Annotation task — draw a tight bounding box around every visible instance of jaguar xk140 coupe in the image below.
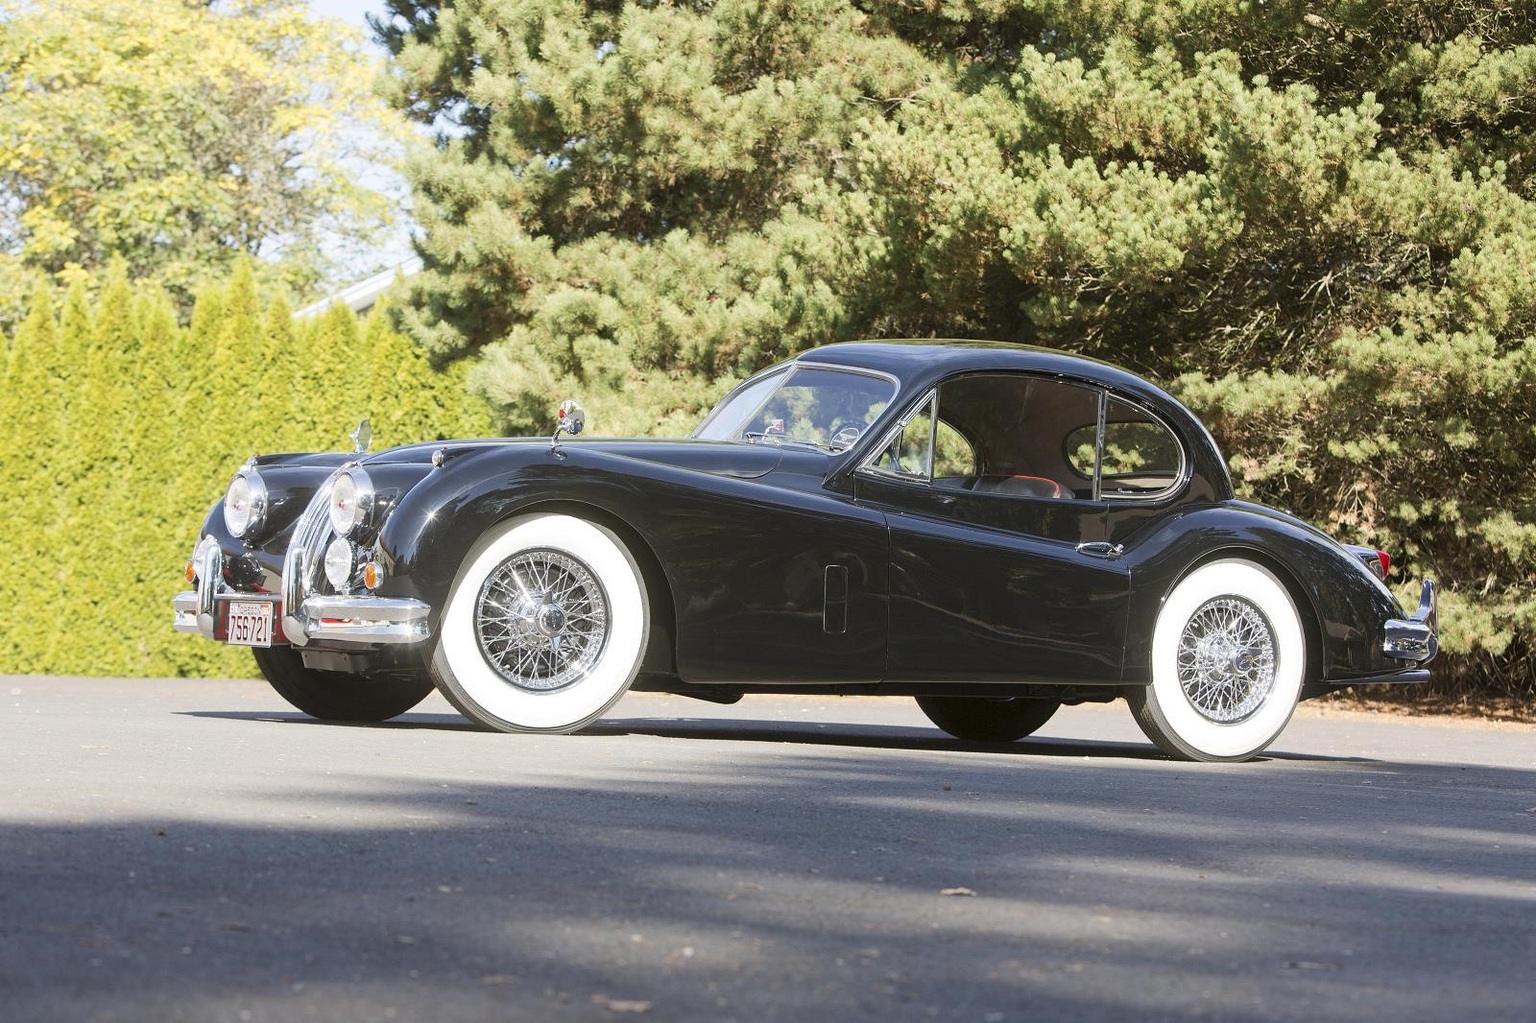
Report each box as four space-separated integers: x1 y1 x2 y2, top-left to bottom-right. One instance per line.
174 341 1437 761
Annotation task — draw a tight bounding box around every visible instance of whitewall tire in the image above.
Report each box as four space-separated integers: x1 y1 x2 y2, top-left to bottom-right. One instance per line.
1129 559 1307 762
430 514 649 733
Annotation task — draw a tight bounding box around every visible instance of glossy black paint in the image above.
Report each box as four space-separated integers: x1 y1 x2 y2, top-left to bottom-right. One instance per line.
853 473 1128 684
193 341 1427 695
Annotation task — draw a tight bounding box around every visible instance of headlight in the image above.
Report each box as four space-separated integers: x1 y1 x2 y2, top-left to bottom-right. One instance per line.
324 536 356 590
328 468 375 536
223 470 268 539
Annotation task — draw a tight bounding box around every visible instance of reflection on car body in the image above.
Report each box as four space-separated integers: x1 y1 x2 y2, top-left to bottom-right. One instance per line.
174 340 1437 762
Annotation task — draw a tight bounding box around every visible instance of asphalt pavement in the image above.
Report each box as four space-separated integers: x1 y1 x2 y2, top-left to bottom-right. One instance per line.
2 675 1533 1022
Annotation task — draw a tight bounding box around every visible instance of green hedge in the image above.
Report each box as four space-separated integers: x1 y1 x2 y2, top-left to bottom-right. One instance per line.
0 258 493 678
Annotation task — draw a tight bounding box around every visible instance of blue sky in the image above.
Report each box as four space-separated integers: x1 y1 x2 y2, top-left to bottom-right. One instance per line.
304 1 413 280
307 0 391 55
307 0 386 34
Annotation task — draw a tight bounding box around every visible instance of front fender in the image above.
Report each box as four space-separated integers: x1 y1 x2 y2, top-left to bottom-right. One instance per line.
376 444 665 620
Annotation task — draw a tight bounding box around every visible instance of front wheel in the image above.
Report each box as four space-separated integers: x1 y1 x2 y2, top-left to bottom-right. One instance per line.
1128 559 1307 762
915 695 1061 742
430 514 650 733
252 646 434 722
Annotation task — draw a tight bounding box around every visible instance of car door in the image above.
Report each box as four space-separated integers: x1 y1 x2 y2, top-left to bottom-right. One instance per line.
665 364 901 686
660 465 892 686
852 373 1132 685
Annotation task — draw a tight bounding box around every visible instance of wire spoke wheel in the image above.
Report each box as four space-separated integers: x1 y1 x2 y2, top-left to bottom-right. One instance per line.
1129 559 1306 762
476 549 609 692
1176 596 1277 723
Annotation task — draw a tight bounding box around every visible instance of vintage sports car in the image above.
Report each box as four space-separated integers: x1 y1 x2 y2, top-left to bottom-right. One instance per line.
173 341 1438 761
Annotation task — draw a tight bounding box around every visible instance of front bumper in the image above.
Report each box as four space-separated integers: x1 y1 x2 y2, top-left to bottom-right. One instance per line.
1382 579 1438 663
173 535 431 646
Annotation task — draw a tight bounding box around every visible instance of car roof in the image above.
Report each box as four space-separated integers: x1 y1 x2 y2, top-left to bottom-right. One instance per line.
795 340 1171 407
792 339 1231 500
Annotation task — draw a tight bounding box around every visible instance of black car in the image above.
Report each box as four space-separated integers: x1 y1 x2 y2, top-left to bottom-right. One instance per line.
174 340 1437 761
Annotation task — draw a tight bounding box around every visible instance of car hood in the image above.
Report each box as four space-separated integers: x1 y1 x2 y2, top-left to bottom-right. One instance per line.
357 437 798 480
579 439 794 479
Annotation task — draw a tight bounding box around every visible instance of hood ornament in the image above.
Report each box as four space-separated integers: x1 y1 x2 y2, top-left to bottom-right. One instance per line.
550 399 585 454
350 419 372 455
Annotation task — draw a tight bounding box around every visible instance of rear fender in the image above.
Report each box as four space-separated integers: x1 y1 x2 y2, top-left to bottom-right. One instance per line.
1121 505 1404 683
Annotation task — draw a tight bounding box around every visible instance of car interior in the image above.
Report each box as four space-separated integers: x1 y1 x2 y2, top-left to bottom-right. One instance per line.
872 373 1185 500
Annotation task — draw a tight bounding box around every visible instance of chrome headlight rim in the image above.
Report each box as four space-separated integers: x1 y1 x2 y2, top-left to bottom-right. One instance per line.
223 470 269 540
328 467 376 537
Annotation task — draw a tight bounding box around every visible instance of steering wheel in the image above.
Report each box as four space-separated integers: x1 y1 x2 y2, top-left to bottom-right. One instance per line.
829 424 863 450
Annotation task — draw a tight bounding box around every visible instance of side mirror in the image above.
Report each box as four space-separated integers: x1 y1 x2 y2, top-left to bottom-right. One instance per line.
550 399 585 452
350 418 372 454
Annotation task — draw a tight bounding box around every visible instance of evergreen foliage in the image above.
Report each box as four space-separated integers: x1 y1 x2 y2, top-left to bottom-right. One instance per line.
0 282 65 668
379 1 1536 701
0 262 495 678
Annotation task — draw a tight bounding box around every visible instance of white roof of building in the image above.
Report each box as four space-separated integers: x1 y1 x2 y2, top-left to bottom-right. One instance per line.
293 256 424 319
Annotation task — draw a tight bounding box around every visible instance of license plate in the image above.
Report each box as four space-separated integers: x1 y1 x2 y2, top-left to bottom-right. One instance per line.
227 600 274 648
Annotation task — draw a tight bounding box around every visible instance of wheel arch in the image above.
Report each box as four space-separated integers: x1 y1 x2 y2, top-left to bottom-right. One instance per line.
1131 545 1326 690
506 499 678 677
379 461 682 678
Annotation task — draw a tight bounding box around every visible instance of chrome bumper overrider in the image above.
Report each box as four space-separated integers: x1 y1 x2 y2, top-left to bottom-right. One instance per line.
172 500 432 647
1383 579 1438 662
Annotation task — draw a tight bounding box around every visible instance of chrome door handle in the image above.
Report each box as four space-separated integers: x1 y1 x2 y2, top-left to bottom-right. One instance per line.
1075 541 1124 560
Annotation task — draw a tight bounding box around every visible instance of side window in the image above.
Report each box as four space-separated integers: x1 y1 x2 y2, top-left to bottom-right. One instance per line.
869 394 935 480
1065 396 1184 498
933 420 975 479
934 373 1100 500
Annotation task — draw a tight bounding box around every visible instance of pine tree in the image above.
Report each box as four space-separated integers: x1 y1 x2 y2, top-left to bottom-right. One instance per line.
65 261 139 674
42 279 97 671
261 292 309 453
124 284 191 675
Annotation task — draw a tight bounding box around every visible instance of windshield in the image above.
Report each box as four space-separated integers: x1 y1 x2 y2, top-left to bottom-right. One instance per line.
693 365 896 453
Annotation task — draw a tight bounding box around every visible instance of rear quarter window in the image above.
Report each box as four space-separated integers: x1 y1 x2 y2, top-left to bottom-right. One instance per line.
1066 398 1185 498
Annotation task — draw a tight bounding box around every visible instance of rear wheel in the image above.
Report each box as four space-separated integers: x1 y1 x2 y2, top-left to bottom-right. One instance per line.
252 646 433 722
915 695 1061 742
430 514 650 733
1128 559 1306 762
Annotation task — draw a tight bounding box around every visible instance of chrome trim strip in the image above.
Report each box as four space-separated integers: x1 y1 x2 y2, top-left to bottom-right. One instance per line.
1329 669 1432 687
301 595 431 644
1383 579 1438 662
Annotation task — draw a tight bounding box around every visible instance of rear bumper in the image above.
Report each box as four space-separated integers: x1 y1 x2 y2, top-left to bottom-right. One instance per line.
1382 579 1438 663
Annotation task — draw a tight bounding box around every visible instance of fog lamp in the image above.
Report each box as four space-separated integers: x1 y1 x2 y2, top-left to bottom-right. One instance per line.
324 536 356 590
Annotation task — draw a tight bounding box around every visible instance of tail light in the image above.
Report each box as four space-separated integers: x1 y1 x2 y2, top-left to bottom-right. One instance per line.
1346 544 1391 581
